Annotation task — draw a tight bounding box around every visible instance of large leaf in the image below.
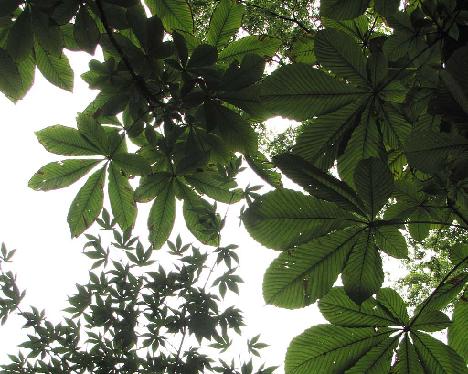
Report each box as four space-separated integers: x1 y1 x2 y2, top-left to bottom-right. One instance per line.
259 63 368 121
411 331 468 374
135 172 173 203
29 159 101 191
354 157 394 218
73 6 100 54
315 29 367 86
148 179 176 249
112 153 152 176
36 125 100 156
274 153 366 215
373 226 408 259
218 35 280 64
346 336 399 374
108 162 136 231
263 229 361 308
185 172 243 204
206 0 244 48
0 48 23 101
243 189 356 250
318 287 397 327
376 288 410 325
448 298 468 361
285 324 388 374
393 335 424 374
67 166 106 237
145 0 193 33
342 230 384 304
35 44 73 91
245 151 282 188
6 8 33 61
320 0 370 20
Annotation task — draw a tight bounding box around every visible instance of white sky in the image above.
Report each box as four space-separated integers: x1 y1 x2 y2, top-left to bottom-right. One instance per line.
0 51 322 369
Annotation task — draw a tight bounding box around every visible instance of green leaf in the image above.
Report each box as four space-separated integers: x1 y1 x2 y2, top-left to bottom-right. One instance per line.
243 189 356 250
373 226 408 259
67 166 106 237
322 15 369 40
32 9 63 56
218 35 280 64
73 6 100 54
393 335 424 374
0 48 23 101
76 113 108 155
7 8 33 61
187 44 217 68
315 29 367 86
346 336 399 374
376 288 409 325
320 0 370 20
135 172 173 203
342 231 384 304
15 54 36 100
411 331 468 374
259 63 368 121
288 35 315 64
244 151 282 188
404 131 468 174
263 229 361 308
221 53 265 91
274 153 366 215
185 172 242 204
206 0 244 48
448 298 468 361
29 159 101 191
375 0 399 16
108 162 136 231
148 178 176 249
35 44 74 91
36 125 100 156
285 324 387 374
145 0 194 33
354 158 394 218
112 153 152 176
411 310 451 332
319 287 396 327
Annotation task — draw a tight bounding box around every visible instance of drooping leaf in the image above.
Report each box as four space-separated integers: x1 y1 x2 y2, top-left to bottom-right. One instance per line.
67 166 106 237
108 162 136 231
285 324 388 374
206 0 244 48
35 44 74 91
7 8 33 61
148 178 176 249
263 229 361 308
73 6 100 54
315 28 367 86
36 125 100 156
0 48 23 101
29 159 101 191
32 9 63 56
243 189 356 250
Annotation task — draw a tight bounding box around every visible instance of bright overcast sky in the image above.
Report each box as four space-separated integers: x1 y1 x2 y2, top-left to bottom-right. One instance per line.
0 51 324 368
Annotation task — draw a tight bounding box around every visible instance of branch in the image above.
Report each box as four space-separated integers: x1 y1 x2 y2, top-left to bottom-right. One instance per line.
94 0 159 107
238 0 313 34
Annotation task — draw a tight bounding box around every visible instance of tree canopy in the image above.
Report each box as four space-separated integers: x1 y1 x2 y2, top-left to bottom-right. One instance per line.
0 0 467 373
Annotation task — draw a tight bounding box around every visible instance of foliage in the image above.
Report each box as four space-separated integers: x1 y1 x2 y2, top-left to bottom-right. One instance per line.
0 0 467 373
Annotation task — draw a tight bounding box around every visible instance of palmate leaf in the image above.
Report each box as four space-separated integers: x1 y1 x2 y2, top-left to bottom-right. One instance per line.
263 229 362 309
411 310 451 332
144 0 194 33
135 172 173 203
273 153 366 215
245 151 282 189
29 159 102 191
320 0 370 20
285 325 389 374
206 0 244 48
148 178 176 249
243 189 357 251
393 335 424 374
67 166 106 238
108 162 136 231
112 153 152 176
372 226 408 259
258 63 369 121
36 125 101 156
35 43 74 92
185 172 243 204
346 336 399 374
376 288 410 325
314 28 367 86
448 298 468 361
